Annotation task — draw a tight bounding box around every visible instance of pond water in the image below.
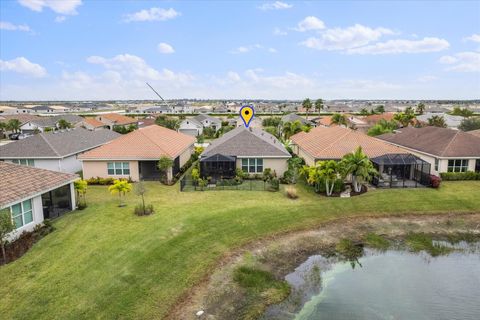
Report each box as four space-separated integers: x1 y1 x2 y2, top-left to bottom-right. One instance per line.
263 243 480 320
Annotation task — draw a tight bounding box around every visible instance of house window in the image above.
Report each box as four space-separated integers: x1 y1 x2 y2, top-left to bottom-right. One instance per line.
241 158 264 173
7 199 34 229
447 159 469 172
12 159 35 166
107 162 130 175
434 158 439 171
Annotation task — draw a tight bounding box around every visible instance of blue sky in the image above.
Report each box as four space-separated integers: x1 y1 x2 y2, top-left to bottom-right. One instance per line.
1 0 479 100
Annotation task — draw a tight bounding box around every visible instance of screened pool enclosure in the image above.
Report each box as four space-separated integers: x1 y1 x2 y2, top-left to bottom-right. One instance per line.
199 154 236 180
371 154 431 188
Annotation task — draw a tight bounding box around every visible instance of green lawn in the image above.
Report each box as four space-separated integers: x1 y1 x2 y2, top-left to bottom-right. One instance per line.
1 181 479 319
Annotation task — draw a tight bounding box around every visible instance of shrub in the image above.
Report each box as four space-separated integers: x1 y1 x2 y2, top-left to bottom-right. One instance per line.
134 204 154 216
86 177 132 185
430 175 442 188
269 177 280 191
285 186 298 199
440 171 480 181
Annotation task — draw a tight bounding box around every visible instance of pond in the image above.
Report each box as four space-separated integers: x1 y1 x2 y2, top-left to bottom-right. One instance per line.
263 243 480 320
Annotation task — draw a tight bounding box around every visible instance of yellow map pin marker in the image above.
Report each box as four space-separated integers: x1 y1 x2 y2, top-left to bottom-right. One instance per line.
240 105 255 128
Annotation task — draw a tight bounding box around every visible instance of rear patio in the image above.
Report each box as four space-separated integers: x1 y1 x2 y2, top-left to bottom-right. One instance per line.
371 154 431 188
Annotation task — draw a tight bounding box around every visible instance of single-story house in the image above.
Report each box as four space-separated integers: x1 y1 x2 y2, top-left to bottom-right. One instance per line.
20 115 84 133
281 113 316 127
291 126 431 188
416 113 465 129
0 162 77 238
200 126 291 179
79 125 195 181
377 126 480 175
0 128 120 173
95 113 138 130
80 117 108 131
178 114 222 136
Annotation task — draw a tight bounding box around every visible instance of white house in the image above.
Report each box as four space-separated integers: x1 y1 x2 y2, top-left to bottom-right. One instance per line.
0 128 120 173
178 115 222 136
0 162 78 239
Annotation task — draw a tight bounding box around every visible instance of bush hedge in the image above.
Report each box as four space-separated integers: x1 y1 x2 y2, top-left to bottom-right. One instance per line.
440 171 480 181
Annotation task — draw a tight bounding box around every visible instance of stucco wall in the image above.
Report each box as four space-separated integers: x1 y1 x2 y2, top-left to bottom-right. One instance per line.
179 146 194 167
82 160 140 181
294 146 316 166
235 157 289 176
4 156 82 174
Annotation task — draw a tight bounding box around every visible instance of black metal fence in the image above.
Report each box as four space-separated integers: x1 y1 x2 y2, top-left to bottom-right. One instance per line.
180 177 278 192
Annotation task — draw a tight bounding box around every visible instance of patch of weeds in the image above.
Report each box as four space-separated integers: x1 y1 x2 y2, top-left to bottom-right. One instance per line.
406 233 453 257
234 266 291 320
364 233 390 251
336 239 364 260
445 232 480 244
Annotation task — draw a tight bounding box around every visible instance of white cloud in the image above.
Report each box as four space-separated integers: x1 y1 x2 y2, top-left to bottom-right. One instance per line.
230 44 276 54
0 21 31 32
258 1 293 10
0 57 47 77
55 16 67 23
416 75 437 82
124 7 180 22
439 51 480 72
227 71 241 82
18 0 82 15
273 27 287 36
157 42 175 54
294 16 325 32
86 53 193 83
347 37 449 54
301 24 394 51
464 34 480 43
268 48 277 53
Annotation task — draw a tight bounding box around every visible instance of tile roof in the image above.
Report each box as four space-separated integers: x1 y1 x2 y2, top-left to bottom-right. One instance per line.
291 126 408 160
377 126 480 157
363 112 396 125
0 162 78 207
82 117 106 128
316 116 334 127
201 126 291 158
0 128 120 158
97 113 137 125
79 125 195 160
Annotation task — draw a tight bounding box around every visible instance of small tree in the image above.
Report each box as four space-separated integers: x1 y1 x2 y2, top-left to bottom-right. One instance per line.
108 179 133 207
0 209 15 264
375 105 385 114
0 122 7 138
416 103 426 115
6 119 21 133
134 181 147 215
428 115 447 128
157 156 174 184
74 179 88 208
459 117 480 131
331 113 347 126
57 119 72 129
341 146 378 193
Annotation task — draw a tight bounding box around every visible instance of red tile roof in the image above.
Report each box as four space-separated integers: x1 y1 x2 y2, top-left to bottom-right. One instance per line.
83 117 105 128
0 162 78 207
79 125 195 160
291 126 408 160
97 113 137 126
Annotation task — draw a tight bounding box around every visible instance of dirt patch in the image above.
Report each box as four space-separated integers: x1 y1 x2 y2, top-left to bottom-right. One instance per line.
167 213 480 320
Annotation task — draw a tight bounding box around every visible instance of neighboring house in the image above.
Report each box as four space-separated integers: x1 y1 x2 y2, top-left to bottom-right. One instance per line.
0 114 41 134
199 126 291 179
377 126 480 176
416 113 464 129
348 112 397 132
95 113 138 130
20 115 84 133
314 116 334 127
31 105 55 113
0 128 120 173
178 114 222 136
281 113 316 127
291 126 431 188
0 162 77 238
79 125 195 181
143 106 173 114
81 117 108 131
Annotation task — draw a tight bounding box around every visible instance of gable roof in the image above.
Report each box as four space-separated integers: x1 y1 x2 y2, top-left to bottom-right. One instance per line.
97 113 137 125
82 117 106 128
201 126 290 158
25 115 85 128
0 128 120 159
281 113 311 125
0 114 42 125
363 112 396 125
377 126 480 157
0 162 78 208
79 125 195 160
291 126 408 160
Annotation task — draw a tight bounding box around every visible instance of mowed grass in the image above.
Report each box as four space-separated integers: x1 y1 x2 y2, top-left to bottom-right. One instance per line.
1 181 479 319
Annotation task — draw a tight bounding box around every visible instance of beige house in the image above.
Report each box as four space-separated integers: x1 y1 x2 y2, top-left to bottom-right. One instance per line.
377 126 480 176
79 125 195 181
199 126 291 179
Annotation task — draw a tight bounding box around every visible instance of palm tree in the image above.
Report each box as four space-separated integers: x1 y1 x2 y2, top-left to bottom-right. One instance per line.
0 122 7 138
314 99 324 116
282 120 303 140
428 115 447 128
416 103 426 115
305 160 341 196
302 98 312 120
57 119 72 129
7 119 21 133
340 147 377 193
108 179 133 207
331 113 347 126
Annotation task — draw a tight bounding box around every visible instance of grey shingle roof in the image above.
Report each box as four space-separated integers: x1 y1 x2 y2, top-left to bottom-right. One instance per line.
0 128 120 158
27 115 85 127
201 126 291 158
194 114 221 124
281 113 312 125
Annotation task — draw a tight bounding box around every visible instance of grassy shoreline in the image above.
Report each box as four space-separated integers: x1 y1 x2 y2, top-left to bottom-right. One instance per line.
0 181 479 319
